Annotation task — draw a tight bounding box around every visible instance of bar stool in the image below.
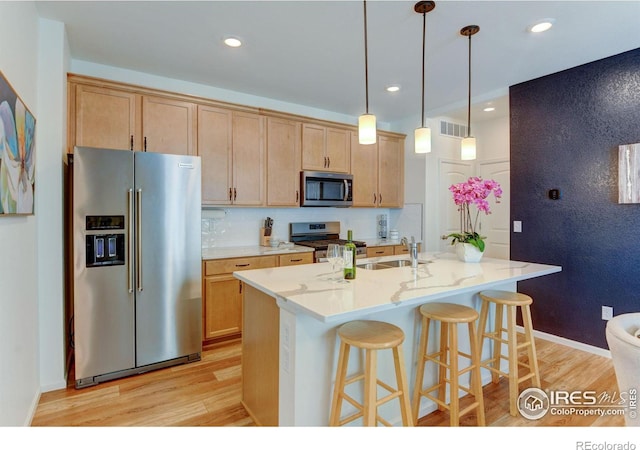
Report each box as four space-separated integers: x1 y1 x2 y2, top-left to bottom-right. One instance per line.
329 320 413 426
412 302 485 426
478 290 541 417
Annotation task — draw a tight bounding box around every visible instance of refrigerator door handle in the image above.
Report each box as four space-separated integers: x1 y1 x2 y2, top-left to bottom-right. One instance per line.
127 189 135 293
136 188 143 292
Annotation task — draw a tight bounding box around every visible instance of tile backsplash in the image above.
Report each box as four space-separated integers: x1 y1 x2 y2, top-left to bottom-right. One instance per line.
201 207 402 248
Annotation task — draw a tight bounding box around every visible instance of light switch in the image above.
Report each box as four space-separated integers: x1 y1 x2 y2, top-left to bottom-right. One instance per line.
513 221 522 233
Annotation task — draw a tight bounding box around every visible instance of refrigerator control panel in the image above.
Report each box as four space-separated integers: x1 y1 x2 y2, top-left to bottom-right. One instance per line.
86 233 125 267
86 215 125 230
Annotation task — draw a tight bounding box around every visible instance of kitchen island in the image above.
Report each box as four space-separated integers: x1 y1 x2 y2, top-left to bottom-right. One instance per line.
234 252 561 426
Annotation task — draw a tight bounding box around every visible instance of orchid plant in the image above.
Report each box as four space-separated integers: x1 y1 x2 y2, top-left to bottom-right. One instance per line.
445 177 502 252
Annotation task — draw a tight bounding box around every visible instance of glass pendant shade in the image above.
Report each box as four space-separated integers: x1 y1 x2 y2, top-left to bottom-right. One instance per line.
414 126 431 153
359 114 377 145
461 136 477 160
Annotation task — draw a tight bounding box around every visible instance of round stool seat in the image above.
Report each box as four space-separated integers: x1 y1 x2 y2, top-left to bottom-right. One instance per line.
337 320 405 350
479 290 533 306
419 302 479 323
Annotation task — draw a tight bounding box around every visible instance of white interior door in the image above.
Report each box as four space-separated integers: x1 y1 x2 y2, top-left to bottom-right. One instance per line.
478 159 510 259
438 159 473 253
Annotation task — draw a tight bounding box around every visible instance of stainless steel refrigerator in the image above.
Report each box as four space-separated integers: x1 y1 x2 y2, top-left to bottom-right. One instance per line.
72 146 202 388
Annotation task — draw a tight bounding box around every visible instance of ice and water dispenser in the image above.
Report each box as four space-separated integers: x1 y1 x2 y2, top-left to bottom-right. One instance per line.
85 215 126 267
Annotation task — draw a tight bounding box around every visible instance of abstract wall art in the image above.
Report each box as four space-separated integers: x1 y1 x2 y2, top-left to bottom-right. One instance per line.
618 142 640 204
0 70 36 216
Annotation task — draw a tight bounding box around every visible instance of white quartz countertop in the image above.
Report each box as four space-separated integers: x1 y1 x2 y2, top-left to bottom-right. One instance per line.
361 238 405 247
202 244 314 260
233 252 562 323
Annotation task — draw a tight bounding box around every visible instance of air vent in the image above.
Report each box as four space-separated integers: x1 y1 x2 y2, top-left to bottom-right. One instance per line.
440 120 467 139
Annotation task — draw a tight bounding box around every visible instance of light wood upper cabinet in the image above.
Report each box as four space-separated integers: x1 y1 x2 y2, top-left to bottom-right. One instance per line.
74 84 141 151
198 107 265 206
266 116 301 206
350 136 379 207
141 95 196 155
72 81 195 155
68 74 406 209
377 135 404 208
232 112 266 206
197 105 233 205
302 123 350 173
350 132 404 208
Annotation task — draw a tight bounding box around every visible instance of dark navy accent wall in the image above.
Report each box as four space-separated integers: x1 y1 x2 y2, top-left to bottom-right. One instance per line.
510 48 640 349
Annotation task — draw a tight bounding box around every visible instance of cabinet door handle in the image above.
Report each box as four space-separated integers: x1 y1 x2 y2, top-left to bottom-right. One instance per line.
290 258 302 262
233 188 237 201
130 135 134 151
235 263 251 267
378 193 382 205
373 193 377 204
327 156 330 167
296 190 299 203
144 136 147 152
324 157 328 168
229 188 233 201
239 281 243 294
375 250 385 254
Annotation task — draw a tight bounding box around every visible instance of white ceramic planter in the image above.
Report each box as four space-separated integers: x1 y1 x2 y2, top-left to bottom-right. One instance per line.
456 242 484 263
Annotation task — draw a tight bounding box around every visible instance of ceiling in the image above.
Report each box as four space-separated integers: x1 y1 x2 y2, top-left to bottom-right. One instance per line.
35 1 640 125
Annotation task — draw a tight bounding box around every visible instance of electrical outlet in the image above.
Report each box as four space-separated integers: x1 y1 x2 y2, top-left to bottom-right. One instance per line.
513 221 522 233
602 306 613 321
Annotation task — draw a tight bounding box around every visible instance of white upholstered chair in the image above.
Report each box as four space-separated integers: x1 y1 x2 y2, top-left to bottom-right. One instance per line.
605 313 640 427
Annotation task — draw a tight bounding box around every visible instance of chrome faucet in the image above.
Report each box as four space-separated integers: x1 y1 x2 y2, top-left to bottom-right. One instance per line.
402 236 419 268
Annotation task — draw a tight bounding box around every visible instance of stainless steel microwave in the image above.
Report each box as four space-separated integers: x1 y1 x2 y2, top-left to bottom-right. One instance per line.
300 171 353 207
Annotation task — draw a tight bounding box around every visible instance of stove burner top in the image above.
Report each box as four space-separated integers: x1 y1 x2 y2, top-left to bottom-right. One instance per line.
289 221 367 260
296 238 366 250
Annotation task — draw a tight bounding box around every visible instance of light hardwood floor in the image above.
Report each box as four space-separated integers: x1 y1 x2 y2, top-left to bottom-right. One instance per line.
31 337 624 427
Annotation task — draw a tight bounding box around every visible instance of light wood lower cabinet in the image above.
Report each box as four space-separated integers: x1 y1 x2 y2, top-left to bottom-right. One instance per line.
366 243 422 258
393 243 420 255
278 252 313 266
366 246 394 257
202 252 312 341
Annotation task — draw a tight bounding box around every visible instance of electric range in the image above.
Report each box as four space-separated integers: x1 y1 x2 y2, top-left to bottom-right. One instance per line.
289 221 367 262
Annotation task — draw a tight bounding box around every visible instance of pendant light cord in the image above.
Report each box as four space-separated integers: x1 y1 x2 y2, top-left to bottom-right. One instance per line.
364 0 370 115
467 32 472 136
421 11 426 128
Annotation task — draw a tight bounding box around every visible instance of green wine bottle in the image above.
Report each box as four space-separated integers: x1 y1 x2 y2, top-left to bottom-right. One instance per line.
343 230 357 280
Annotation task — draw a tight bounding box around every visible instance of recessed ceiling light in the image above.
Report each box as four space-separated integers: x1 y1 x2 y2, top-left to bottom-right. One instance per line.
530 19 554 33
386 85 401 93
483 107 495 112
224 37 242 48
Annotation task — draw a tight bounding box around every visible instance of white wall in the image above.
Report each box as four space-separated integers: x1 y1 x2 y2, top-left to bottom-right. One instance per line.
0 1 41 426
37 18 70 392
392 113 511 251
476 114 510 162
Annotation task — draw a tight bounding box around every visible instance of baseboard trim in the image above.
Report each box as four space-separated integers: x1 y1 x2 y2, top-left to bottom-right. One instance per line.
516 326 611 359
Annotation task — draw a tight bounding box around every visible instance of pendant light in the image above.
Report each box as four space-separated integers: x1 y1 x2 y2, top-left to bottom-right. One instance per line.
358 0 376 145
460 25 479 161
414 1 435 154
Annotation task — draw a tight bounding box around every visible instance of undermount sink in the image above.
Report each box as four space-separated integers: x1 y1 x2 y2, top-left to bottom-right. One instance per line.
357 259 429 270
356 262 391 271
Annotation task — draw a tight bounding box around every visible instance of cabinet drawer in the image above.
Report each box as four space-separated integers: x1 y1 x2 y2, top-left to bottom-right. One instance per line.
204 255 278 276
278 253 314 266
366 246 394 257
393 244 421 255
